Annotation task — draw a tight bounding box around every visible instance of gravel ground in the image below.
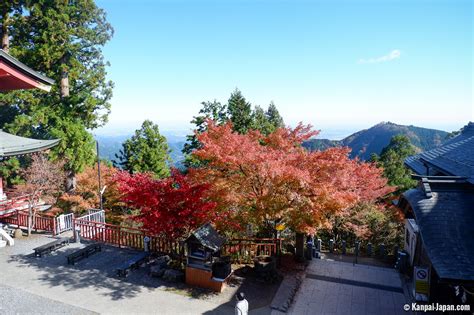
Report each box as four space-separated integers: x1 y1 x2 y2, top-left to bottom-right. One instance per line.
0 283 96 315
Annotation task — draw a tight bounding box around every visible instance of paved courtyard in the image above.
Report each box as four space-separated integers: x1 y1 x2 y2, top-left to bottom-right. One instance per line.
0 233 275 315
287 258 409 315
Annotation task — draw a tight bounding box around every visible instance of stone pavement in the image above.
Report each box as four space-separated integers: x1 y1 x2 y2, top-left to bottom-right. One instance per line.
0 283 96 315
287 259 408 315
0 233 279 315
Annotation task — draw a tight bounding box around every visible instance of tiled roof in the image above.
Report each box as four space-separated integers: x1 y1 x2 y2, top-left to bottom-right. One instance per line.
187 223 225 252
0 49 54 85
403 188 474 282
405 122 474 184
0 130 59 157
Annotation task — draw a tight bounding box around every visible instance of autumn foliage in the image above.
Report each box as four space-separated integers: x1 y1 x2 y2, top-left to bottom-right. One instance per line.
115 169 218 237
59 162 124 217
189 121 394 234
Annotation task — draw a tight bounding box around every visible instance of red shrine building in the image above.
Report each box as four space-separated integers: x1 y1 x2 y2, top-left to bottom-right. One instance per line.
0 49 59 215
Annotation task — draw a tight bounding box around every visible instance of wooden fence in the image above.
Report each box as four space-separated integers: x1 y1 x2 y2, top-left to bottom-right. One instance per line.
74 219 279 260
1 210 56 234
222 238 281 258
73 219 184 258
0 195 30 216
1 209 281 261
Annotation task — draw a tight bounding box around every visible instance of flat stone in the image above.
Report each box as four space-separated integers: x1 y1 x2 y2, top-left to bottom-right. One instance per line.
162 269 184 282
154 255 170 268
150 265 166 277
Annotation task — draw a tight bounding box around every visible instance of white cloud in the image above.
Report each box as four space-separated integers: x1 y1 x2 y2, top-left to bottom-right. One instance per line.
358 49 401 64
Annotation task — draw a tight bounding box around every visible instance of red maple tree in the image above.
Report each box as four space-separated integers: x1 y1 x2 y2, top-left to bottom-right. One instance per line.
115 168 217 237
189 121 394 235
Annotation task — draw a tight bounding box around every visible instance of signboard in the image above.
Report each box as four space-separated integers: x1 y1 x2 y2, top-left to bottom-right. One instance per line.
414 266 430 302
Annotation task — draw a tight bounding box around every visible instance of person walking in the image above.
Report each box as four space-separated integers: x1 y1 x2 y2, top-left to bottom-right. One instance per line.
235 292 248 315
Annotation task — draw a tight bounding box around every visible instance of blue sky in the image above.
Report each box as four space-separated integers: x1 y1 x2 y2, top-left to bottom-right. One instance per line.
95 0 472 138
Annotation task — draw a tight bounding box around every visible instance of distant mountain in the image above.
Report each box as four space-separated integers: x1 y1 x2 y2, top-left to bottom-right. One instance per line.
302 122 449 160
95 135 186 167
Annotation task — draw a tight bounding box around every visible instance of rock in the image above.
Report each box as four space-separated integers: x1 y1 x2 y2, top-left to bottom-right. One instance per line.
13 229 23 239
154 255 170 268
150 265 166 278
162 269 184 282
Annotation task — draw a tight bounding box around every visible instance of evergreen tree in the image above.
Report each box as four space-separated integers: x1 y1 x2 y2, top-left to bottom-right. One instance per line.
251 105 274 135
227 88 253 134
266 101 284 129
182 100 227 155
251 102 285 135
0 0 114 191
114 120 171 178
373 135 416 191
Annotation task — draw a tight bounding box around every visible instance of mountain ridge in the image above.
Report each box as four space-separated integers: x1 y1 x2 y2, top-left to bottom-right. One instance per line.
302 122 448 160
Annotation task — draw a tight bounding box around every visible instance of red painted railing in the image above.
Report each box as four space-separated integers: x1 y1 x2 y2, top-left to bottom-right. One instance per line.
74 219 279 260
0 195 30 216
74 219 184 257
222 238 282 257
1 210 56 234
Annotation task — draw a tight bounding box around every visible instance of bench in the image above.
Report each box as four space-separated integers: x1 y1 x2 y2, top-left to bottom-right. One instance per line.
66 243 102 265
33 238 70 257
116 252 150 277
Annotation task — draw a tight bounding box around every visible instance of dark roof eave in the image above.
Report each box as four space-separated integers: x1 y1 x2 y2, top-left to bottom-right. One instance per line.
0 49 54 85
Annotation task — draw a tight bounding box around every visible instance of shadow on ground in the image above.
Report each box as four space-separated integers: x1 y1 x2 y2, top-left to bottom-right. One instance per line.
203 265 280 315
8 239 212 301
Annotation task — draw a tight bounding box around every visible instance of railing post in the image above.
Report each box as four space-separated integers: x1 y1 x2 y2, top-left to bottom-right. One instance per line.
52 217 57 236
118 226 121 248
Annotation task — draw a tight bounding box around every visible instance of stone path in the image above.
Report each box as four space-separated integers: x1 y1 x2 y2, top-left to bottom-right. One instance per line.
0 283 96 315
287 259 408 315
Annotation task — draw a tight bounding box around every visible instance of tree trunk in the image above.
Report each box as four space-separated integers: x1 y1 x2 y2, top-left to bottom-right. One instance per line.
60 55 70 98
1 10 9 53
27 203 33 236
65 169 76 192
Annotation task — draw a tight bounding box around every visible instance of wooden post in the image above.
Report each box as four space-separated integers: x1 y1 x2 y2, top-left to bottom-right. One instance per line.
52 217 57 236
118 226 121 248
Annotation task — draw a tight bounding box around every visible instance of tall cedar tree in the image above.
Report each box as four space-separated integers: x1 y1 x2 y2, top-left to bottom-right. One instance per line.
372 135 417 192
183 100 228 155
189 121 393 235
183 90 284 164
114 120 171 178
0 0 114 191
0 0 23 53
227 88 253 134
266 101 284 129
116 169 218 238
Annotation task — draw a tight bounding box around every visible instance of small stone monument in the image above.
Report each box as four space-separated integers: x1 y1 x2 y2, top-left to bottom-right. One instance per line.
144 236 150 252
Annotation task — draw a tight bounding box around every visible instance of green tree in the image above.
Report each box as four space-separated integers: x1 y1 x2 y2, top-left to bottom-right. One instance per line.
227 88 253 134
114 120 171 178
0 0 23 53
251 105 272 135
373 135 416 191
266 101 284 129
0 157 23 186
183 100 228 155
0 0 114 191
251 102 285 135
